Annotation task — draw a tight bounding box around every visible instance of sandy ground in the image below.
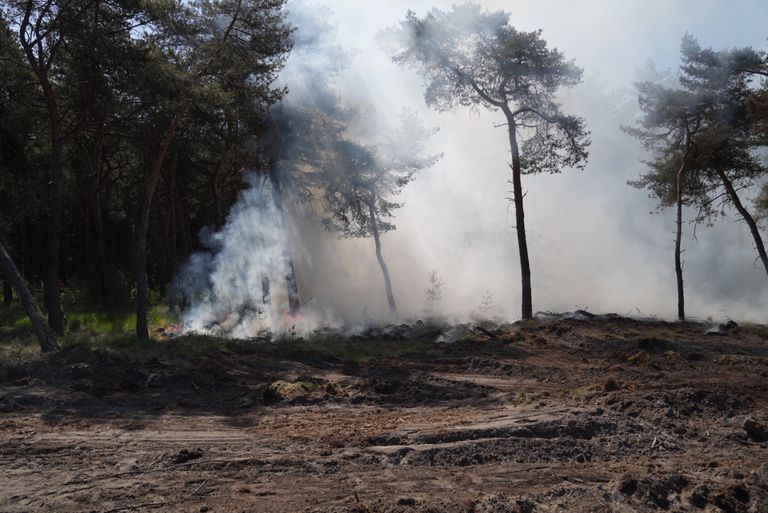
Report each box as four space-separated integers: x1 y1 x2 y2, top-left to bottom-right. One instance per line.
1 316 767 512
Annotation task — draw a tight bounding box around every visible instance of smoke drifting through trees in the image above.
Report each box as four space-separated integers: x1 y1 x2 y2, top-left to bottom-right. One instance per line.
2 0 768 342
175 1 443 332
173 1 768 333
305 1 768 324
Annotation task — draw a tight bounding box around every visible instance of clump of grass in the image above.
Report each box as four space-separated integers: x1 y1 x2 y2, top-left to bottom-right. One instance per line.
571 375 622 399
0 305 34 340
627 351 650 365
602 376 620 392
0 336 41 368
255 378 326 404
66 305 179 336
1 304 39 367
515 318 541 330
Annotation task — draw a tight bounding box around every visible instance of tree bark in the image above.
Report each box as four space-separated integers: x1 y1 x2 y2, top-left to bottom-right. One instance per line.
18 17 74 336
136 112 181 340
165 147 179 286
89 126 110 311
285 258 301 315
261 274 271 305
674 154 687 322
502 108 533 320
44 139 65 335
717 168 768 277
367 194 397 316
3 279 12 306
0 241 59 352
92 187 109 311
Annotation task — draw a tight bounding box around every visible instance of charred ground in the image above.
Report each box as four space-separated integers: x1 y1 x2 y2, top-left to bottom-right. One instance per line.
1 316 767 513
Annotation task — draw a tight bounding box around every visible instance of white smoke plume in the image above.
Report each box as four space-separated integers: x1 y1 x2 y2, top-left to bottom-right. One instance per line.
175 174 338 337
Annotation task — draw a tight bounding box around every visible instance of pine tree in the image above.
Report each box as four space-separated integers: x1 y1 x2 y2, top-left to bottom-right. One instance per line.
386 3 589 319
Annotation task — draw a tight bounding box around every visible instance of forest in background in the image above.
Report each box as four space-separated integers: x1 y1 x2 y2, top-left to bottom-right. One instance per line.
0 1 767 354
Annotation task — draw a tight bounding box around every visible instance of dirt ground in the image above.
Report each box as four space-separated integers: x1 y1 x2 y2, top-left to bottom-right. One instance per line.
1 315 767 513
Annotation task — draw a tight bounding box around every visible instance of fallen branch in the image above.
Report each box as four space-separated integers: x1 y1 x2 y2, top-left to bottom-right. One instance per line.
101 501 167 513
474 326 499 340
194 477 209 495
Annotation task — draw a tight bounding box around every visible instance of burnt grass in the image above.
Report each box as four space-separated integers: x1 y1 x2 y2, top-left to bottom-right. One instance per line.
0 317 767 512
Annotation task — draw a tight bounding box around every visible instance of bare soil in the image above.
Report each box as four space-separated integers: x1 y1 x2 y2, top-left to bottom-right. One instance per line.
1 316 767 512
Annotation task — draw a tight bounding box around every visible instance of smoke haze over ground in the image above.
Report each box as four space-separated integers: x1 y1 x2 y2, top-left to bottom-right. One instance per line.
180 1 768 334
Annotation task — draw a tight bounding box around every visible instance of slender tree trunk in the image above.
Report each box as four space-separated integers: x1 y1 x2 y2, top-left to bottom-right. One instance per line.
0 241 59 352
166 147 179 285
213 161 224 226
175 176 190 259
285 258 301 314
44 139 65 335
502 109 533 319
674 157 686 322
717 168 768 277
136 113 181 340
3 279 12 306
261 275 271 305
19 23 70 336
367 194 397 316
89 126 110 311
92 192 109 311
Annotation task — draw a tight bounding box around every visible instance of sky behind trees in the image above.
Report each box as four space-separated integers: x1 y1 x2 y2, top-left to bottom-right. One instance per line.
279 1 768 322
330 0 768 86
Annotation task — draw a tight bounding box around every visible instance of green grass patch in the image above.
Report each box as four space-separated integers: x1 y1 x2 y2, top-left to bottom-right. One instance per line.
0 335 41 367
66 305 179 335
1 298 180 365
0 304 35 346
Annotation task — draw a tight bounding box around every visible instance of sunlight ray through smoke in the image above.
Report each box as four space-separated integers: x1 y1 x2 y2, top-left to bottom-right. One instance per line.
176 174 336 337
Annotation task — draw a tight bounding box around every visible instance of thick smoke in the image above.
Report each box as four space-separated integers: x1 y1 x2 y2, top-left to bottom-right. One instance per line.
311 1 768 323
177 1 768 336
175 174 336 336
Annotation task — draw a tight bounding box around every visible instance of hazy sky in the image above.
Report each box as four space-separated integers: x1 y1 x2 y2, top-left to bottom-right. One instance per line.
329 0 768 86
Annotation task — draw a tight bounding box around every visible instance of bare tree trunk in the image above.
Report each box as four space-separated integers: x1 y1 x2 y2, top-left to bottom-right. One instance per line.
367 194 397 316
89 127 110 312
3 279 12 306
44 139 65 335
717 168 768 277
262 274 271 305
19 11 70 337
674 156 686 322
213 160 224 226
0 241 59 352
92 192 109 310
136 113 181 340
285 258 301 314
502 109 533 320
165 147 179 285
